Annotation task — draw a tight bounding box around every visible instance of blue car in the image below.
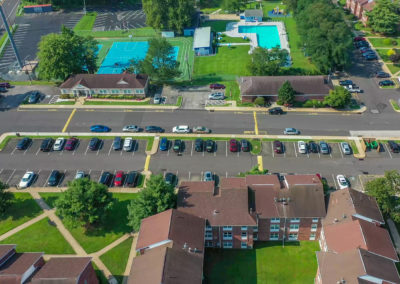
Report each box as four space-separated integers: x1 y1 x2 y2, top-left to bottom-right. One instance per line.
90 125 111 132
159 137 168 151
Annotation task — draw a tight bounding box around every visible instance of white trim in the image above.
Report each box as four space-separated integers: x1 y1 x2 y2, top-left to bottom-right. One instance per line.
353 214 384 225
136 239 172 251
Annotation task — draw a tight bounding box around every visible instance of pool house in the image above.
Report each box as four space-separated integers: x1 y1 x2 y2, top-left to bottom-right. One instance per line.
193 26 213 56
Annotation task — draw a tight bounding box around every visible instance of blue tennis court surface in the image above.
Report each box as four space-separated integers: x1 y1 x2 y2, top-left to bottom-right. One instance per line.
97 42 179 74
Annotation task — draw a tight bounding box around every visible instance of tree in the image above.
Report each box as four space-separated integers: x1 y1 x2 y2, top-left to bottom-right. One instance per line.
247 47 288 76
323 86 351 108
126 37 181 82
37 26 98 80
222 0 246 12
55 179 113 229
254 97 265 106
127 175 176 231
367 0 400 35
0 181 12 216
278 81 295 105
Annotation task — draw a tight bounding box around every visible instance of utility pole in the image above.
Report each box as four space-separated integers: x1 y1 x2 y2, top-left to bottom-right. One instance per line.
83 0 87 15
0 5 22 69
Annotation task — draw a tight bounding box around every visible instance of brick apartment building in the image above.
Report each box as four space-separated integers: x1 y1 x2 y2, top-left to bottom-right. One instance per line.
346 0 375 25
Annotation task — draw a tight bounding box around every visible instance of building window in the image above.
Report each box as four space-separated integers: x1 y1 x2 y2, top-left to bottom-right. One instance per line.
289 224 299 232
253 232 258 241
223 232 232 240
90 90 94 94
288 233 298 241
290 218 300 223
223 226 232 231
311 224 318 232
253 226 258 232
271 218 280 223
312 218 319 223
223 242 233 248
310 233 316 241
241 242 247 249
135 89 144 94
241 226 247 231
206 225 212 231
270 233 279 240
205 241 213 247
241 232 247 240
205 231 213 240
270 224 280 232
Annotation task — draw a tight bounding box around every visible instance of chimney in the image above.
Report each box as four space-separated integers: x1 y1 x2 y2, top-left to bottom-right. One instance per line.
213 209 219 215
183 243 188 250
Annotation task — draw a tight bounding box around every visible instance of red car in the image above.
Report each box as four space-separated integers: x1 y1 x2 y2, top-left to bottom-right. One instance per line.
229 139 238 152
64 138 78 151
273 140 283 153
353 36 366 42
210 83 226 90
114 171 124 187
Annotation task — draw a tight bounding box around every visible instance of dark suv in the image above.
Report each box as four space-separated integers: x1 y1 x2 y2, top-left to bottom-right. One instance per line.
113 137 122 150
40 138 54 152
388 141 400 153
99 171 112 185
195 139 203 152
126 171 139 187
206 140 215 153
16 137 31 150
173 139 183 152
269 107 283 115
47 170 61 186
89 138 101 151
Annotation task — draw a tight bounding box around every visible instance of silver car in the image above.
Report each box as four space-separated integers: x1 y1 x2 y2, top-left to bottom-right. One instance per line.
340 142 352 155
283 128 299 135
53 137 65 151
122 125 140 132
208 92 224 100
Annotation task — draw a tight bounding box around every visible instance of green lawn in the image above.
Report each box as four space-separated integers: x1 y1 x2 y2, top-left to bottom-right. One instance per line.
390 99 400 111
74 12 96 31
39 193 61 209
250 139 262 155
375 49 391 62
84 100 150 106
369 37 400 48
0 218 75 254
201 20 237 33
75 27 158 38
100 237 133 283
387 64 400 75
0 193 42 235
204 241 319 284
219 35 250 44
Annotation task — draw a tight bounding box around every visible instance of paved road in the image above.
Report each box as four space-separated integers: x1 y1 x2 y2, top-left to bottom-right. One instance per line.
0 0 20 30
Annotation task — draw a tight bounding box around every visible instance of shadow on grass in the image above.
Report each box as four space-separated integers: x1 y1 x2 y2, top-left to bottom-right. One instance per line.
0 195 42 222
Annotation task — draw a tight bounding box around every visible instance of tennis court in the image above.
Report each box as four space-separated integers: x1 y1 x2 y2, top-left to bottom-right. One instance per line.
97 41 179 74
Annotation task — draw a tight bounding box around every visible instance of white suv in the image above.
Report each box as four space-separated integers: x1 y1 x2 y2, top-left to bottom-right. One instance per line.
53 138 65 151
123 137 133 151
298 141 307 154
172 125 190 133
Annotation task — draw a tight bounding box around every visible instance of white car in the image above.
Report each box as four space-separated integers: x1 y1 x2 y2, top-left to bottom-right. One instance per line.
122 125 140 132
283 128 300 135
123 137 133 151
298 141 307 154
75 171 85 179
172 125 190 133
53 138 65 151
19 171 35 188
208 93 224 100
340 142 352 155
336 175 349 189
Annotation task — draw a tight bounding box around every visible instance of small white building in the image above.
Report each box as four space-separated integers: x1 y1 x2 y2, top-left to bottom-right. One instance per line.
193 26 212 56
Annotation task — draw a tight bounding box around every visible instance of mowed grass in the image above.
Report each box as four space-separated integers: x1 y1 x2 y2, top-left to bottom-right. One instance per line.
201 20 237 33
387 64 400 75
100 237 133 283
0 193 42 235
74 12 97 31
368 37 400 48
0 218 75 254
39 193 61 209
204 241 319 284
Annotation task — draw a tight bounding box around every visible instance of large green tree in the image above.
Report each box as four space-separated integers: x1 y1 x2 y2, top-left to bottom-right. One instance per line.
367 0 400 35
222 0 246 12
0 181 12 216
126 37 181 82
247 47 288 76
323 86 351 108
37 26 98 80
127 175 176 231
55 178 113 229
143 0 195 34
278 81 296 105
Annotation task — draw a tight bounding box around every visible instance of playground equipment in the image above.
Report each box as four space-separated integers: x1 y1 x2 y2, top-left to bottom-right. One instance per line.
363 138 380 152
271 6 285 15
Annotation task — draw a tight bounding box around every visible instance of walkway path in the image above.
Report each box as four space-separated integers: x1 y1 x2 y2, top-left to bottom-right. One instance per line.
122 233 138 284
0 212 47 241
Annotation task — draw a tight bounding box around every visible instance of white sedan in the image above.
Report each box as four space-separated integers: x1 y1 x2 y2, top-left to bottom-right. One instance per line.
298 141 307 154
122 125 140 132
336 175 349 190
53 137 65 151
172 125 191 133
19 171 35 188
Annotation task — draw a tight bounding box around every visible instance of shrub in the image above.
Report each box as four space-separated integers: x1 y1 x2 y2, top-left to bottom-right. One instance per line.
303 99 325 108
393 40 398 46
276 100 284 105
254 97 265 106
390 53 400 63
60 94 72 99
383 38 392 45
387 49 396 56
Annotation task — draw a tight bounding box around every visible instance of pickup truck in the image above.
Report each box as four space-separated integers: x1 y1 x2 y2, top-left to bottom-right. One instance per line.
344 85 363 93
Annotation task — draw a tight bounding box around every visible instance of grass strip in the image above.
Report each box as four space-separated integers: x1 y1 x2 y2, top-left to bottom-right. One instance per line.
84 100 150 105
73 12 97 31
349 141 359 154
390 99 400 111
146 137 154 151
250 139 262 155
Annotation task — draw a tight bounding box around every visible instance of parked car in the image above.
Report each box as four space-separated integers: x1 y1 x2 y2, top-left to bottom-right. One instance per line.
229 139 238 152
195 139 204 152
340 142 352 155
19 171 35 188
388 140 400 153
47 170 61 186
165 172 176 186
99 171 112 185
204 171 213 182
90 125 111 132
0 87 7 93
353 36 366 41
366 54 378 60
173 139 183 152
0 82 11 88
362 51 376 57
53 137 65 151
122 125 140 132
240 139 250 152
376 71 391 78
339 80 353 86
208 92 225 100
172 125 190 133
210 83 226 89
159 137 169 151
153 93 162 104
113 137 122 150
344 85 363 93
75 171 85 179
269 107 283 115
126 171 139 187
65 138 78 151
319 141 330 154
145 126 164 133
40 138 54 152
355 41 368 48
27 91 40 104
298 141 307 154
193 126 211 133
273 140 283 153
123 137 133 151
114 171 124 187
205 140 215 152
379 80 395 86
308 141 319 153
16 137 31 150
89 137 101 151
336 175 349 189
283 128 299 135
360 48 373 53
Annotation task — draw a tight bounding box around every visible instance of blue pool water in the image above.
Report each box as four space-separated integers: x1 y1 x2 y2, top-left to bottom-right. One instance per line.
97 42 179 74
238 25 281 49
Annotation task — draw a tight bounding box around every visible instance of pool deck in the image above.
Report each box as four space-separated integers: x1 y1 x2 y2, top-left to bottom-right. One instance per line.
224 21 290 54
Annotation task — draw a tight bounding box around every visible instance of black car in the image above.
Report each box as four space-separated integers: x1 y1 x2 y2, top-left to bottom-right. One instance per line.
379 80 395 86
47 170 61 186
339 80 353 86
388 141 400 153
126 171 140 187
89 137 101 151
205 140 215 153
40 138 54 152
366 54 378 60
308 141 319 153
16 137 31 150
113 137 122 150
27 91 40 104
268 107 283 115
99 171 112 185
241 139 250 152
376 71 390 78
173 139 183 153
165 172 176 186
145 126 164 133
0 87 7 93
195 139 203 152
355 41 369 48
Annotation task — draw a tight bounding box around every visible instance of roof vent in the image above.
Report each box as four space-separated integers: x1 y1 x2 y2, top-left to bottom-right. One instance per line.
213 209 219 215
342 214 347 219
274 197 278 202
334 218 338 223
183 243 188 250
336 279 346 284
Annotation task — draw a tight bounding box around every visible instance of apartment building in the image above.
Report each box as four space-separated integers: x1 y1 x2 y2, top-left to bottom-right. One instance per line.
346 0 375 25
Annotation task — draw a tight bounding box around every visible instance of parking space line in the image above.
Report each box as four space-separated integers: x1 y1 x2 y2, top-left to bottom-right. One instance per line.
384 143 393 159
23 142 32 155
225 141 228 157
58 170 67 187
10 147 16 155
200 171 203 181
43 172 52 187
338 143 344 158
167 148 170 156
226 172 228 178
332 174 338 190
188 171 191 180
293 143 298 158
35 147 41 156
99 170 104 183
84 145 89 156
5 169 16 185
108 143 113 156
191 141 194 156
271 142 275 158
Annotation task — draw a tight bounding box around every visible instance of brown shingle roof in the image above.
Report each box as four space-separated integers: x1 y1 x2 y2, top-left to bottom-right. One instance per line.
350 188 384 223
0 245 15 263
239 76 332 96
362 1 375 11
0 252 43 276
60 73 148 89
360 248 400 283
31 257 91 281
136 209 205 253
128 246 203 284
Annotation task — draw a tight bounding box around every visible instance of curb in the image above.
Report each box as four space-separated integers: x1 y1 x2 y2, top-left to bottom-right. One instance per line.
205 105 367 114
18 105 180 110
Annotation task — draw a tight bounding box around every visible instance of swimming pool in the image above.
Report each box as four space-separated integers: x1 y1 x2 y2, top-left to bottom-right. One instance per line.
238 25 281 49
97 42 179 74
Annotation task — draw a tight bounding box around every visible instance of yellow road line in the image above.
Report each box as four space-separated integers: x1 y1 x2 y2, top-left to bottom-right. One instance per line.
62 109 76 133
253 111 259 135
144 155 151 171
257 156 263 172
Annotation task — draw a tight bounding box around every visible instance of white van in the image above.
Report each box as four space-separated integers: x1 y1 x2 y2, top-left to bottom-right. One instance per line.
123 137 133 151
153 93 162 104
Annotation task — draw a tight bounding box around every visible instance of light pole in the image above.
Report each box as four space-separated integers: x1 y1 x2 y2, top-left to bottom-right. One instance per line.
83 0 86 15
